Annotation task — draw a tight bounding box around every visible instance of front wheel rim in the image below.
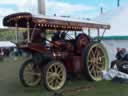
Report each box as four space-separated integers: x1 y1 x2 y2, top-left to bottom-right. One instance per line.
46 62 66 91
86 43 108 81
23 62 41 86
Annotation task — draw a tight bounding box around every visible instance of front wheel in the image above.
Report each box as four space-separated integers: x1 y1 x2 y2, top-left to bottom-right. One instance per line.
19 59 42 87
43 61 67 91
83 42 109 81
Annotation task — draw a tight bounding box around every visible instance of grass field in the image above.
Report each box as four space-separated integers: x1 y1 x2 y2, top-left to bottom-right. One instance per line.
0 57 128 96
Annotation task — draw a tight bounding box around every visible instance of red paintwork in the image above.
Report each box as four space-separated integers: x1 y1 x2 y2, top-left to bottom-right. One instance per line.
17 41 85 73
17 43 48 53
16 33 89 73
64 56 83 73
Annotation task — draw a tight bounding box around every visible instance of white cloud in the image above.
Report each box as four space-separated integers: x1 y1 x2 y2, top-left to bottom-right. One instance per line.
0 0 96 17
0 0 18 4
0 8 16 16
47 0 96 17
0 8 17 28
18 0 37 12
0 0 36 12
0 0 28 6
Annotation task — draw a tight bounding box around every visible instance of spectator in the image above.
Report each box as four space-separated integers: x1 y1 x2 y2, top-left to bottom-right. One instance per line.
120 48 128 60
52 31 61 41
23 28 44 43
115 48 122 60
111 48 128 68
0 48 4 56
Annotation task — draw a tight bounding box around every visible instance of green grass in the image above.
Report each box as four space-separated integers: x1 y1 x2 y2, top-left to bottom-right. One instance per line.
0 57 128 96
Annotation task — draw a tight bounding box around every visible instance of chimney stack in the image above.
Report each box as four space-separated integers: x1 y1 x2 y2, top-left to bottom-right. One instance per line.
38 0 46 15
117 0 120 7
100 7 103 15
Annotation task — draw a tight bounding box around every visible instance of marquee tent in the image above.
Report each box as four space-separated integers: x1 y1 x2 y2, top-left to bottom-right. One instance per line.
0 41 16 48
95 5 128 67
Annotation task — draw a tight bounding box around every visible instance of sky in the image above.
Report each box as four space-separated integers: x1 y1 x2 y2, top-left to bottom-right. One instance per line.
0 0 128 27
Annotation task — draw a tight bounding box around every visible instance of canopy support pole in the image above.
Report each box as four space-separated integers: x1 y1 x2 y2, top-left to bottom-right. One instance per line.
15 23 18 43
75 31 77 38
27 21 30 43
97 28 100 42
88 28 91 37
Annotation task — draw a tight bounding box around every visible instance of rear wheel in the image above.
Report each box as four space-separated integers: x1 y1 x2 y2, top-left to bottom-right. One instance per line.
19 59 42 87
83 42 109 81
43 61 67 91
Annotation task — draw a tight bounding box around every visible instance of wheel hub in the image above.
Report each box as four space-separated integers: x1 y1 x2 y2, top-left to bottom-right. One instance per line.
51 73 59 78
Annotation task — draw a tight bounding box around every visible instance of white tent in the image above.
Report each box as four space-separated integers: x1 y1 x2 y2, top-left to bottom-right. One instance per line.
0 41 16 48
101 38 128 67
95 5 128 36
95 5 128 67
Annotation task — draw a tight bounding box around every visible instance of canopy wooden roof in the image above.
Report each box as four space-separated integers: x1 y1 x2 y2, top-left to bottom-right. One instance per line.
3 12 110 31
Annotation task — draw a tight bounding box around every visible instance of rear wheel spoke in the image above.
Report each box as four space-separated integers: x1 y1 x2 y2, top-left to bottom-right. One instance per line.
85 43 108 81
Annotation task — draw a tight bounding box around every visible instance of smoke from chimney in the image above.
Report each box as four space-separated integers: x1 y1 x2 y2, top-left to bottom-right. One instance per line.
38 0 46 15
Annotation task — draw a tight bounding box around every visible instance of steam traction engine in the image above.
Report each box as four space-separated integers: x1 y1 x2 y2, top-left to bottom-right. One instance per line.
3 12 110 91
